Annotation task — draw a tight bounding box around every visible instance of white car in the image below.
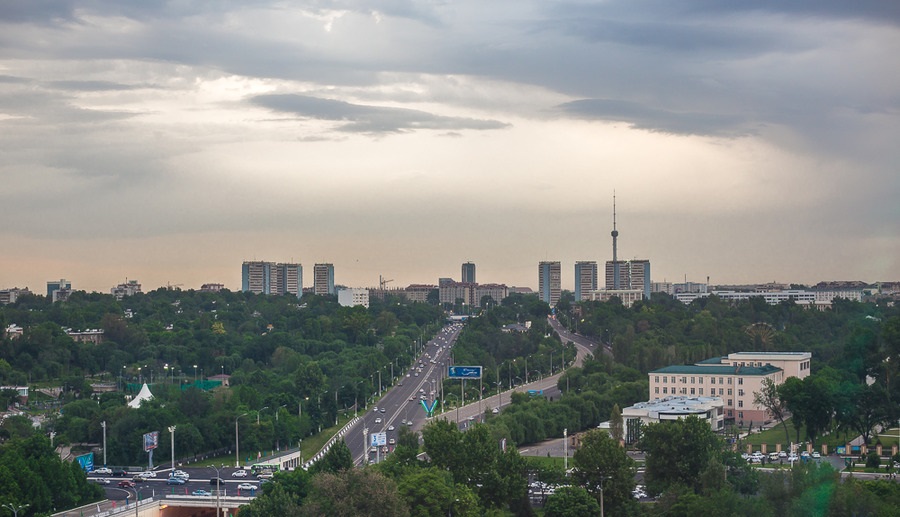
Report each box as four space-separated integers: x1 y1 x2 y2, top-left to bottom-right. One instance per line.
140 471 156 478
232 470 248 478
237 483 257 491
375 417 382 424
388 425 395 431
172 470 190 480
389 438 396 445
92 467 113 476
811 451 821 459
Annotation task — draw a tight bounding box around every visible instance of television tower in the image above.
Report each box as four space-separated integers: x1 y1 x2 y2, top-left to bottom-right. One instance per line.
611 192 621 289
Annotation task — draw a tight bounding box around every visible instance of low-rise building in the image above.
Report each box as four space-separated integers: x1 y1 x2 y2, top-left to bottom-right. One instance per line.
66 328 105 344
622 396 725 443
111 280 142 300
0 287 31 305
588 289 644 308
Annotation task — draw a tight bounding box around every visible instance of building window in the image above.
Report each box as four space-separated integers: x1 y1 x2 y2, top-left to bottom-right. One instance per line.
738 411 743 419
738 378 744 385
681 388 687 395
728 399 733 406
699 388 704 395
728 389 732 396
691 377 695 384
655 376 659 383
690 388 695 395
738 400 744 408
728 378 732 385
699 377 703 384
719 377 724 384
711 377 716 384
738 389 744 397
655 387 659 394
681 377 687 383
663 387 667 394
719 388 724 395
663 376 667 383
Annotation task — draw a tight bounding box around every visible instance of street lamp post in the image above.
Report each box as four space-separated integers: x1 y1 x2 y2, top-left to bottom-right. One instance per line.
235 413 248 467
258 406 269 426
1 503 28 517
101 421 107 466
211 465 223 517
168 425 176 472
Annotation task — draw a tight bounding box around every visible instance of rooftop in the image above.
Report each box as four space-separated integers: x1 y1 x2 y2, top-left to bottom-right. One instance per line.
625 396 724 414
651 364 782 376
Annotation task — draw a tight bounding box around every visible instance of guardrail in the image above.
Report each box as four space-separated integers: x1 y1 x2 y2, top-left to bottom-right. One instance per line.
302 416 360 470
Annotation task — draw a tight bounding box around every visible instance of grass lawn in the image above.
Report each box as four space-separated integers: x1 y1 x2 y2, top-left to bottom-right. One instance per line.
187 413 357 468
738 418 855 451
525 456 569 471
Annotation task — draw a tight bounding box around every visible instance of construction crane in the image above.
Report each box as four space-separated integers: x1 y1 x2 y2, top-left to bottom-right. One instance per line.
379 275 394 290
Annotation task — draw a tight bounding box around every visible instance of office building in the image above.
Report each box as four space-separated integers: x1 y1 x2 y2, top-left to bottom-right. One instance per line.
47 279 71 301
404 284 437 303
605 259 651 298
314 263 335 296
461 262 476 284
111 280 142 301
338 288 370 308
538 261 561 307
241 261 303 299
589 288 644 308
648 352 811 422
574 261 598 302
0 288 31 305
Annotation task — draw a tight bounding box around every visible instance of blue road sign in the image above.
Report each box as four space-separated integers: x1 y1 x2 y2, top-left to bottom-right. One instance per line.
448 366 482 379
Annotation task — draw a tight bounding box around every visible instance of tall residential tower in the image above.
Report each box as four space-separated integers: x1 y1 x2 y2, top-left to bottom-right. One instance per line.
574 261 598 302
461 262 476 284
314 263 335 295
538 261 561 307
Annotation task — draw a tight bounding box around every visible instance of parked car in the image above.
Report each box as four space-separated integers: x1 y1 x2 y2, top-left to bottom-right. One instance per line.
92 467 112 476
167 477 186 485
812 451 821 459
778 451 788 458
768 452 780 461
232 469 248 478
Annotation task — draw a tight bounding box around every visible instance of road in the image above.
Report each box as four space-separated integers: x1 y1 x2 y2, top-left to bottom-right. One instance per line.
345 323 465 465
89 466 264 502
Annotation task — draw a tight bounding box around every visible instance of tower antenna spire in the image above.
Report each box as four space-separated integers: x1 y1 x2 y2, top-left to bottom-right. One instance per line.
611 191 620 289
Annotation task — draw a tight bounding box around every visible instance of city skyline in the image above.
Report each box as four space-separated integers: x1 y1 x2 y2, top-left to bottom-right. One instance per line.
1 2 898 293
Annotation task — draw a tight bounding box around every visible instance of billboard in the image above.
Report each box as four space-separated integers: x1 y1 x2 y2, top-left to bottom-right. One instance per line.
370 432 386 447
448 366 482 379
76 452 94 472
143 431 159 452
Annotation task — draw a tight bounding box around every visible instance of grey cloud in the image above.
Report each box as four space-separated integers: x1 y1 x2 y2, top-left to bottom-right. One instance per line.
556 98 749 137
251 93 509 133
47 80 144 91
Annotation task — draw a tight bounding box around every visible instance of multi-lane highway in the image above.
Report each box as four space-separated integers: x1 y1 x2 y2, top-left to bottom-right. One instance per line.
345 322 464 465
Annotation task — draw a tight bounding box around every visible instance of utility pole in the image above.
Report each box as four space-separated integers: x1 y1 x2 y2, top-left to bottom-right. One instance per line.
101 421 107 466
168 425 176 472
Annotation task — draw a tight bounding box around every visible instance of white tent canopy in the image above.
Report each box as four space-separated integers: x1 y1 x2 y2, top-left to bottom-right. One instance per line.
127 383 154 408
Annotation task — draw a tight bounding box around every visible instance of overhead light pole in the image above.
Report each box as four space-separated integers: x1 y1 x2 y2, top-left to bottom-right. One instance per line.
1 503 28 517
101 421 107 466
168 425 176 472
235 412 248 468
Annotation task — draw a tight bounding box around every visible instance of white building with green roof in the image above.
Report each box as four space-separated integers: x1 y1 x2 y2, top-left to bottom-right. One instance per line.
648 351 810 425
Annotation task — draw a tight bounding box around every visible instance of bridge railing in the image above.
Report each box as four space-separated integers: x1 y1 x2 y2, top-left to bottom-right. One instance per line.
302 416 361 470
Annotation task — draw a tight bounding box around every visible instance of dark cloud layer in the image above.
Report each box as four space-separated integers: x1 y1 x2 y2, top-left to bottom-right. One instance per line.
252 94 508 133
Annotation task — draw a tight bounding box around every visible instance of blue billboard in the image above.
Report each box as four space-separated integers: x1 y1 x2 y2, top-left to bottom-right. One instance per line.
448 366 482 379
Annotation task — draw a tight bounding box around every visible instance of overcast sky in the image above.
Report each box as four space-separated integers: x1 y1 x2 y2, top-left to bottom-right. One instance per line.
1 1 898 293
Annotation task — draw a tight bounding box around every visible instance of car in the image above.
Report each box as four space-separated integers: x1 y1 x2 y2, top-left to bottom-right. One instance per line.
210 477 226 486
778 451 788 458
256 472 274 480
92 467 112 476
415 372 419 377
419 395 426 400
140 470 156 478
409 397 415 401
237 483 258 491
113 469 129 477
800 451 810 459
492 408 499 414
375 417 382 424
389 438 396 445
812 451 821 459
93 478 111 485
768 452 780 461
167 477 186 485
172 470 190 480
388 425 395 431
232 469 248 477
118 480 135 488
380 408 385 413
192 489 212 497
373 406 378 412
406 420 413 426
787 453 799 462
132 474 147 482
